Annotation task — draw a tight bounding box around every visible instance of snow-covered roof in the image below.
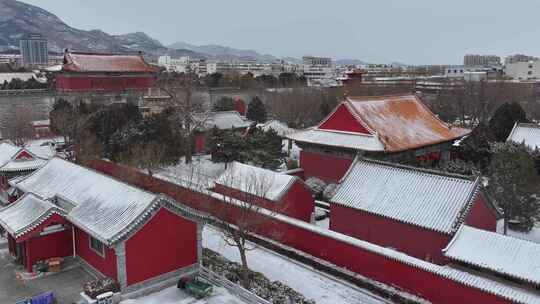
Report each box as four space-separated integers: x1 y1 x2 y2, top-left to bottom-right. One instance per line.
215 162 297 202
0 143 51 173
0 157 48 173
195 111 252 130
26 145 56 160
62 52 160 73
0 143 23 167
287 128 385 151
289 94 470 153
507 123 540 150
331 158 480 234
0 193 64 238
12 158 160 244
444 225 540 285
213 186 540 304
257 120 297 137
345 95 470 152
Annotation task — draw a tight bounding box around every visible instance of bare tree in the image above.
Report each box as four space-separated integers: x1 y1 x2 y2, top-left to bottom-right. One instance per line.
121 143 166 176
158 72 208 164
2 104 35 146
211 166 285 289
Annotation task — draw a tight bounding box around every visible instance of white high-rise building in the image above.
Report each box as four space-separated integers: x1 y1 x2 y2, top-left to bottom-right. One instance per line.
302 56 336 86
504 60 540 80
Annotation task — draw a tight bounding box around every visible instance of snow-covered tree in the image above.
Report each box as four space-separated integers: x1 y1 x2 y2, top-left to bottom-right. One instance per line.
158 72 208 164
488 102 528 142
246 96 267 123
488 142 540 233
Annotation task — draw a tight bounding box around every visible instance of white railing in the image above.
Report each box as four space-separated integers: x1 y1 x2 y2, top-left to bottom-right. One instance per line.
199 267 271 304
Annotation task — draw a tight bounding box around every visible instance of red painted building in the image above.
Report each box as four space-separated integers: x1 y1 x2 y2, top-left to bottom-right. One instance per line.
30 119 54 139
0 143 54 205
84 159 539 304
329 158 499 264
0 158 203 296
213 161 315 222
55 51 159 92
287 94 471 182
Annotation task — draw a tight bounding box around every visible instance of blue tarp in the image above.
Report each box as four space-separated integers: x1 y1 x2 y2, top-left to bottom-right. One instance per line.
30 292 54 304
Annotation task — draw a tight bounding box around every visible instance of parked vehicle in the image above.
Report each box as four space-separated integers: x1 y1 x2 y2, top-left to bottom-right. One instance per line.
177 276 213 299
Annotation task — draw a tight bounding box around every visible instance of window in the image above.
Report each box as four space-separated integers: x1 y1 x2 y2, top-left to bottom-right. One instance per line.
89 236 105 257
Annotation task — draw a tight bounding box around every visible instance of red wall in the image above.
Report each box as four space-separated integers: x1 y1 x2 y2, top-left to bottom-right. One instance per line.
319 104 370 134
300 150 354 183
464 194 498 232
15 150 34 160
235 99 246 116
75 227 117 280
84 159 515 304
329 204 451 264
195 133 206 154
56 74 155 91
213 180 315 222
125 208 198 286
25 227 73 272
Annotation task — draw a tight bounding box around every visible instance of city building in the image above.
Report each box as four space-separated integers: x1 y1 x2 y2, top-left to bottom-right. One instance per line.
463 54 501 66
302 56 336 86
157 56 207 76
0 158 203 294
287 94 470 182
19 34 48 67
0 54 22 68
504 60 540 80
329 158 498 264
206 61 233 75
213 161 315 222
505 54 539 65
444 65 502 80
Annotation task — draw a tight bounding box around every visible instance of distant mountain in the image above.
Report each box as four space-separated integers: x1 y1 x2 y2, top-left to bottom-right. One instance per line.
167 41 278 62
113 32 168 54
0 0 165 54
166 48 209 59
0 0 372 65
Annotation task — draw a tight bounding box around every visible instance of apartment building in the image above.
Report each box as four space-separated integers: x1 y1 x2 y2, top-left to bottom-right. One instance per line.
463 54 501 66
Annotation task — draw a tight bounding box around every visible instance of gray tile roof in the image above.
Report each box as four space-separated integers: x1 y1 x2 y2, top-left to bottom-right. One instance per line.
331 159 480 234
444 225 540 285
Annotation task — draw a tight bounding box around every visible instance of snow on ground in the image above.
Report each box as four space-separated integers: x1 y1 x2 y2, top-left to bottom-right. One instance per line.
156 155 226 188
203 227 391 304
497 220 540 243
315 217 330 230
120 286 247 304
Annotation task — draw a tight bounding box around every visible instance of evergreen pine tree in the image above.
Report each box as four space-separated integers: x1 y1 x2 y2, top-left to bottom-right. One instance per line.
246 96 267 123
489 143 540 233
489 102 528 142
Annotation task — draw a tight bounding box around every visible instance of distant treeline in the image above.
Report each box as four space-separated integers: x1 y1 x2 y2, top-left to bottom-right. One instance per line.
0 77 49 90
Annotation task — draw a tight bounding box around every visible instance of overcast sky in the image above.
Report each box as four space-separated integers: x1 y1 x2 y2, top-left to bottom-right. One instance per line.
19 0 540 65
